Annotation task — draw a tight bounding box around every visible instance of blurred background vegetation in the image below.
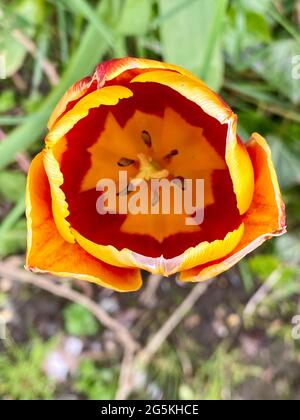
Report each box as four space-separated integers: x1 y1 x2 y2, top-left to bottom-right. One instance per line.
0 0 300 400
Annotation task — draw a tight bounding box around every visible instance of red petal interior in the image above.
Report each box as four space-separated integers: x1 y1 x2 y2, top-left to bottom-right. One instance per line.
59 83 241 259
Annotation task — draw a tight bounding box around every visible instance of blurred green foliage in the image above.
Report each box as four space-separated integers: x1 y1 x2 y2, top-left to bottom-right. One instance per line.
0 337 56 400
74 360 118 400
63 303 100 337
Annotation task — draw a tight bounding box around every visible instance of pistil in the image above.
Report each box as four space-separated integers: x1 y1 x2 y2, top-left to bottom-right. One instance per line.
134 153 169 183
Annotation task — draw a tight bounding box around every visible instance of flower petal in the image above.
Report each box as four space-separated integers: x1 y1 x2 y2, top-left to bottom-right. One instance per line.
130 70 232 124
46 85 134 147
47 57 202 130
43 86 134 244
71 227 138 269
246 133 286 231
94 223 244 276
179 133 286 282
226 115 255 215
48 76 93 130
95 57 204 87
131 70 254 215
43 146 74 244
26 153 142 292
177 224 245 272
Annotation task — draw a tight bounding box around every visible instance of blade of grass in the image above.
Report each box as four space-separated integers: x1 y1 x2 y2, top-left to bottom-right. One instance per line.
200 0 228 82
60 0 125 55
268 4 300 44
0 195 25 239
31 32 49 94
0 116 29 126
0 1 111 170
225 80 300 123
56 0 69 63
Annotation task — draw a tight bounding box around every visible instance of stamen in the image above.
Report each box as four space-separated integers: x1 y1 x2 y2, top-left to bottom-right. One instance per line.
164 149 179 160
136 153 169 181
152 190 160 207
118 185 130 196
141 130 152 148
118 157 135 167
172 176 185 190
117 179 142 196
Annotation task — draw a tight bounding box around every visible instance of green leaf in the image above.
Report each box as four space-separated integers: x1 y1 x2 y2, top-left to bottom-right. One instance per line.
246 12 272 43
0 170 26 202
240 0 272 14
0 34 27 78
158 0 227 91
252 40 300 105
118 0 152 35
63 304 99 337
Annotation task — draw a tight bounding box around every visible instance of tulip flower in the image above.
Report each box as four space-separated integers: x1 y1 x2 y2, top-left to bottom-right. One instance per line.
26 58 286 291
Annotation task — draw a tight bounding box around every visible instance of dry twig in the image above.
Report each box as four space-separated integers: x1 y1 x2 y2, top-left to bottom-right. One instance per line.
117 280 212 399
115 347 135 400
13 29 60 86
139 274 162 308
243 269 282 318
137 280 212 366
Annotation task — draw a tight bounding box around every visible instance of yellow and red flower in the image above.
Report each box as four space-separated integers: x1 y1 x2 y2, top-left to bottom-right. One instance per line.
26 57 286 291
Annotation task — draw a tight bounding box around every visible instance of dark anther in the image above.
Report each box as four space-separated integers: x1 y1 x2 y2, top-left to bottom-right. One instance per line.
117 182 136 196
118 157 135 167
141 130 152 148
164 149 179 160
151 191 160 207
172 176 185 190
117 185 130 196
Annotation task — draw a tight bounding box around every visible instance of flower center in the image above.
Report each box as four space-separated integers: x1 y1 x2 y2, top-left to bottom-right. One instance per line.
135 153 169 181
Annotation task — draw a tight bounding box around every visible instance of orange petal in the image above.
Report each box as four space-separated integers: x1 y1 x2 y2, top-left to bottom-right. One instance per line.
26 152 142 292
48 76 93 130
71 227 138 269
47 57 202 130
130 70 232 124
80 110 163 193
109 223 244 276
120 212 201 244
94 57 204 87
246 133 285 231
225 115 254 215
71 219 243 277
46 85 133 147
43 147 74 244
179 133 286 282
131 70 254 215
43 86 134 244
177 224 245 272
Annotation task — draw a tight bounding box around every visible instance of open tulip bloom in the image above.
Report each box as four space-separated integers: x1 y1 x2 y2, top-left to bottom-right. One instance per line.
26 58 286 292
